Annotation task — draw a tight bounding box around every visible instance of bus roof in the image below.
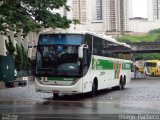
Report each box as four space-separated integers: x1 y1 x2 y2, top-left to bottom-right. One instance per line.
40 30 131 48
145 60 160 63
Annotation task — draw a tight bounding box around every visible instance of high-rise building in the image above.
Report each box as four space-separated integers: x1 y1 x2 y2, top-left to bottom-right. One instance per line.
60 0 129 33
96 0 103 20
148 0 160 20
152 0 160 20
103 0 129 33
72 0 87 23
129 0 133 18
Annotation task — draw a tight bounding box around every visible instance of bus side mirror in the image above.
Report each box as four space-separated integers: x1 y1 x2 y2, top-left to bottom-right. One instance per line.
78 46 83 58
78 44 88 59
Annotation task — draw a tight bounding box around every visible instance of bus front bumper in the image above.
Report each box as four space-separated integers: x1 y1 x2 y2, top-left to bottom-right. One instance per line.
35 79 82 94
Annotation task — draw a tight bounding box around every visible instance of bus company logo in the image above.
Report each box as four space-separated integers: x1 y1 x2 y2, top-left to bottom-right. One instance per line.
125 63 130 69
92 58 102 70
92 57 97 70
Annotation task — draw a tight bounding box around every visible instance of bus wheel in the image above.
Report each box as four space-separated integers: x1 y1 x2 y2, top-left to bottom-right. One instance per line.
112 77 125 90
122 76 126 89
145 72 147 76
119 76 124 90
152 72 154 77
53 93 59 99
89 80 98 97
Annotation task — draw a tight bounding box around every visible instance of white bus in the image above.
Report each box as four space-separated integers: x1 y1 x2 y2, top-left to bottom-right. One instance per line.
35 31 132 98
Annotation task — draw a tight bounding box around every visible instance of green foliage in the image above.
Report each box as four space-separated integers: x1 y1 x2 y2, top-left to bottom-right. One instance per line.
5 35 15 57
0 0 72 36
148 28 160 34
15 44 22 70
135 53 160 60
116 34 159 42
155 34 160 42
15 44 31 70
116 34 160 60
72 19 80 25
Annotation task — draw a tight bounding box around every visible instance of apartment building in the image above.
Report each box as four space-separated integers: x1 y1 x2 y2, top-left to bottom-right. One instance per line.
103 0 129 33
71 0 87 23
148 0 160 20
62 0 129 34
92 0 103 21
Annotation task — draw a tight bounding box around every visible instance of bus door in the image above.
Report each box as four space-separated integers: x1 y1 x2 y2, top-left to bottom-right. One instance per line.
78 44 90 92
144 62 150 76
83 48 89 75
157 62 160 76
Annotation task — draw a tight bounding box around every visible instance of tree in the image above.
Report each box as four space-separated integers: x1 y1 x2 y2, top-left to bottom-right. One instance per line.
72 19 80 30
73 19 80 25
0 0 72 36
15 44 31 70
148 28 160 34
15 44 22 70
5 35 15 57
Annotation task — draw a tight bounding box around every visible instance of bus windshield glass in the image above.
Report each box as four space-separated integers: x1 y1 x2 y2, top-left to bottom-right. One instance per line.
145 62 157 67
36 34 83 77
39 34 82 45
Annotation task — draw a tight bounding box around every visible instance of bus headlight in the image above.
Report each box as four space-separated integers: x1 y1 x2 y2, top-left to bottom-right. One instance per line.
43 77 48 82
40 77 48 82
71 79 80 85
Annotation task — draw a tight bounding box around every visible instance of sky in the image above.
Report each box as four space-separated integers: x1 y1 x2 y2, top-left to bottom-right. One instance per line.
132 0 148 18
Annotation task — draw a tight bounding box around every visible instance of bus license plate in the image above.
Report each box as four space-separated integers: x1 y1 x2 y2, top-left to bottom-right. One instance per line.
52 90 59 93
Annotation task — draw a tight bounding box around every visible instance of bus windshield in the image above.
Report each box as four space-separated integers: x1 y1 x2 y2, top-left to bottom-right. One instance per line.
145 62 157 67
36 34 83 77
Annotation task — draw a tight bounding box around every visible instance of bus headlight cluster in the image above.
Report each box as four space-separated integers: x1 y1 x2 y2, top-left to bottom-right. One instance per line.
71 79 80 85
41 77 48 82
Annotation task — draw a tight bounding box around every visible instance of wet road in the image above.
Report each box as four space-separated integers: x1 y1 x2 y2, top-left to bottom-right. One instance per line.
0 77 160 119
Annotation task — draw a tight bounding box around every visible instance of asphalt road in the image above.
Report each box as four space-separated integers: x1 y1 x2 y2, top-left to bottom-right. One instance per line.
0 77 160 119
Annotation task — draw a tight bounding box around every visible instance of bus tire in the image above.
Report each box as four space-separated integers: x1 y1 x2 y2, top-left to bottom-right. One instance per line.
114 76 124 90
145 72 147 76
122 76 126 89
89 79 98 97
53 93 59 99
112 76 126 90
152 72 154 77
119 76 125 90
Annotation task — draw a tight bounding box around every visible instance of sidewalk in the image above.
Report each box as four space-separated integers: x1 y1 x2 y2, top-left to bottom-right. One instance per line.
0 76 34 90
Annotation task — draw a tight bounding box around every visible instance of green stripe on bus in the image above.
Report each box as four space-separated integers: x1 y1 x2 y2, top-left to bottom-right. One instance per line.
92 57 113 70
92 57 131 70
